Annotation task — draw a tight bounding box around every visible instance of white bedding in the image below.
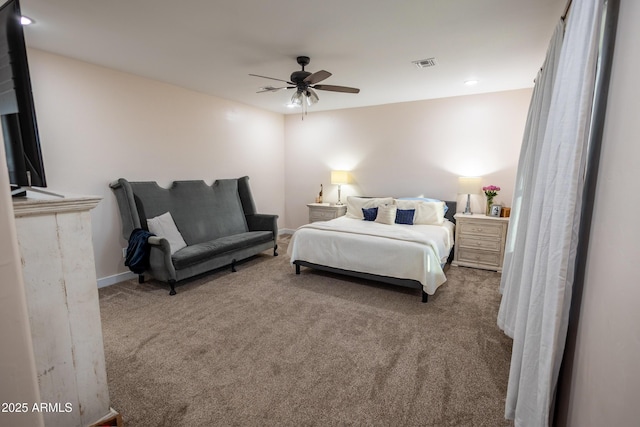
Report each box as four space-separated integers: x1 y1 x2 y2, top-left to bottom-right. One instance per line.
287 216 455 295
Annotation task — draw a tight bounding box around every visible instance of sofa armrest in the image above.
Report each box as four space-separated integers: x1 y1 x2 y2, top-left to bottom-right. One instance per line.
148 236 166 247
147 236 177 281
246 214 279 238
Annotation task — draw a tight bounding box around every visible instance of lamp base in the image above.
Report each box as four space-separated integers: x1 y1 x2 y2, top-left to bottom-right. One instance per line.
463 193 474 215
335 185 344 206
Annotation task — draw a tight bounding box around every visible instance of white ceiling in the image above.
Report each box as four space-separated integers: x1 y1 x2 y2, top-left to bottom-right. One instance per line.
20 0 566 115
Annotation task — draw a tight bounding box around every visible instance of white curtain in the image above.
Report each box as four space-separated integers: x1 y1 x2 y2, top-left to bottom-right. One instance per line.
498 20 565 337
497 1 604 425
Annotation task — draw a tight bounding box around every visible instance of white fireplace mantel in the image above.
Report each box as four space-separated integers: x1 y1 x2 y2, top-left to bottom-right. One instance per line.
13 195 117 427
12 194 102 217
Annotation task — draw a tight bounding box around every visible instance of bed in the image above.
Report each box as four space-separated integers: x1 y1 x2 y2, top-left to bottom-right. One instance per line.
287 197 456 302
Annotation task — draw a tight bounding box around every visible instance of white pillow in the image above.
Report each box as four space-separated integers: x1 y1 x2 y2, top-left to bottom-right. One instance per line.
346 196 394 219
394 199 445 225
375 204 397 225
147 212 187 255
394 199 418 210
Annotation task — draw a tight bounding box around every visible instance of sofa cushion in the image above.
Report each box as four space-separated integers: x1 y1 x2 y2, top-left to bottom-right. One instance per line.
171 231 273 270
129 179 249 245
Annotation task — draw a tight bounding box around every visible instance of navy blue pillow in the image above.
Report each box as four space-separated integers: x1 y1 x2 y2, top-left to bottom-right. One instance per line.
395 209 415 225
362 207 378 221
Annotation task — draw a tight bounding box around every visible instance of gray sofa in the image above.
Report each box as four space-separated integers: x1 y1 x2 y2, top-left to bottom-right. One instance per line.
110 176 278 295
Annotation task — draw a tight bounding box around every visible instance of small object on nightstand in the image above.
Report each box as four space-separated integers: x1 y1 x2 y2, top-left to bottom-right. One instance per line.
452 213 509 272
501 207 511 217
489 204 502 217
315 184 323 203
307 203 347 223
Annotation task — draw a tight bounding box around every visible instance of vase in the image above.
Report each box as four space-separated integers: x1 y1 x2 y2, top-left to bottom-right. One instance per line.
486 197 494 215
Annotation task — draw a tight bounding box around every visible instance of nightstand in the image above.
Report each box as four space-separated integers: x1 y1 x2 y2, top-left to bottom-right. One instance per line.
307 203 347 223
452 213 509 272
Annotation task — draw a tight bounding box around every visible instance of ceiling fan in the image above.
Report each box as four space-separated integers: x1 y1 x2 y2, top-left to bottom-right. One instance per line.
249 56 360 113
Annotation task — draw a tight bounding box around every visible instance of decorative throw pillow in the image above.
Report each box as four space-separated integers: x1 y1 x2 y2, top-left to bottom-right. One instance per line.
146 212 187 255
375 204 397 225
395 199 445 225
395 209 415 225
397 197 449 214
346 196 394 219
362 207 378 221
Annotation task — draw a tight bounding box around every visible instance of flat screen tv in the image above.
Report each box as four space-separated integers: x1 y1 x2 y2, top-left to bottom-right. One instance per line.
0 0 46 196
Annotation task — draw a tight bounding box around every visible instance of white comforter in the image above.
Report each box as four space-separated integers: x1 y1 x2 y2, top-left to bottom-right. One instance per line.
287 216 454 295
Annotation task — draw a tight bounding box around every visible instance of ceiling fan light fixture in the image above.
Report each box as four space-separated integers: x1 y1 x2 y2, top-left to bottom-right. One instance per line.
305 89 319 106
290 90 303 106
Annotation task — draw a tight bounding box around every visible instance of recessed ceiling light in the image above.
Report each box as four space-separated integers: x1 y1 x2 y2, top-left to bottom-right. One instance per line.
464 80 479 86
21 16 34 25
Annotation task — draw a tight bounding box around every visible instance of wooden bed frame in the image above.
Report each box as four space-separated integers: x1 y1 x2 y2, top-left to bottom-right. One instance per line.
293 201 457 303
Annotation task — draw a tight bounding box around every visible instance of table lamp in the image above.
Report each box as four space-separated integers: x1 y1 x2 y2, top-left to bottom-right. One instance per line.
331 171 350 205
458 177 481 215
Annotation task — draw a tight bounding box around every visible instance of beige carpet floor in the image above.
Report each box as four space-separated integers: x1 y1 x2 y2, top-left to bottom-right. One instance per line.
98 238 513 426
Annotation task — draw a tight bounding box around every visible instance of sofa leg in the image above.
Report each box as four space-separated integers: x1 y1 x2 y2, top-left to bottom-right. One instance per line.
138 274 145 284
295 262 300 275
169 280 177 296
421 290 428 303
231 259 237 273
273 244 278 256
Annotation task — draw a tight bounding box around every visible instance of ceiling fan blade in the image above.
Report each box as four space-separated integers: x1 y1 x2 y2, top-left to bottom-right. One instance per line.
304 70 331 85
257 86 291 93
313 84 360 94
249 74 294 85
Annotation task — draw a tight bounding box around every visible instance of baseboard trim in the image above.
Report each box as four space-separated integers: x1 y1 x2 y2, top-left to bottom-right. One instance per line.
99 233 294 288
97 271 135 288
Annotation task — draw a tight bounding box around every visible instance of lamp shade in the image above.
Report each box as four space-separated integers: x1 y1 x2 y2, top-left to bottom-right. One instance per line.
458 177 481 194
331 170 350 185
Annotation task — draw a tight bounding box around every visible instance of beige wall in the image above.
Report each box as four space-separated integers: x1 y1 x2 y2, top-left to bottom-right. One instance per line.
283 89 532 229
27 49 285 283
558 0 640 424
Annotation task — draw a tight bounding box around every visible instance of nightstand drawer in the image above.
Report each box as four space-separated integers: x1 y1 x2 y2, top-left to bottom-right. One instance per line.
459 221 504 238
307 203 347 223
310 210 339 221
458 235 501 252
457 248 501 266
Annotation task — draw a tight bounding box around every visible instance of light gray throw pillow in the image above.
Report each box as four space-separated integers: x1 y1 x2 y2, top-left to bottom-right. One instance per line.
147 212 187 255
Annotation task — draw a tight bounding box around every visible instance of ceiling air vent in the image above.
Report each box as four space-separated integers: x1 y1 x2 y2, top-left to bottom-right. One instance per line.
412 58 437 68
